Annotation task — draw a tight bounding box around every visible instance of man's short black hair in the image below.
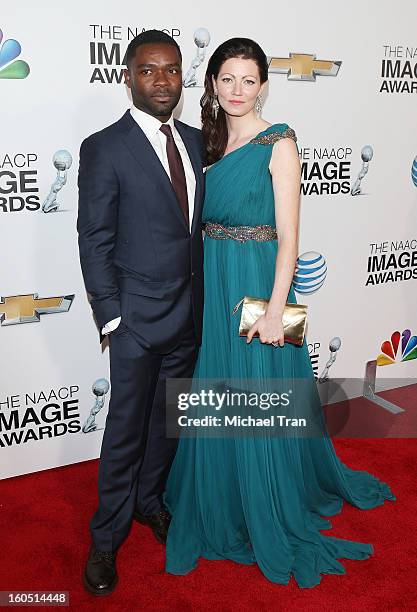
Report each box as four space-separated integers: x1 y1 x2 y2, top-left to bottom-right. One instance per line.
125 30 182 68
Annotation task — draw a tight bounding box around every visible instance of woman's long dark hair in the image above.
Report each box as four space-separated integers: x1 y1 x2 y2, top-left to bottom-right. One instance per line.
200 38 269 165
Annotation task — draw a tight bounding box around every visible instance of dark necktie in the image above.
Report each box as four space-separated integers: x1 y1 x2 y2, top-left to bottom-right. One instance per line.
160 124 189 226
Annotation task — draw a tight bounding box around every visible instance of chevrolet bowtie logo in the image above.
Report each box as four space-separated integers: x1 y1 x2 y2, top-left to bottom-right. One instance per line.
268 53 341 81
0 293 74 326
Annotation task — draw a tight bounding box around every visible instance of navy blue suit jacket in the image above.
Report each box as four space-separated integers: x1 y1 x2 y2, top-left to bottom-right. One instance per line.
77 110 205 349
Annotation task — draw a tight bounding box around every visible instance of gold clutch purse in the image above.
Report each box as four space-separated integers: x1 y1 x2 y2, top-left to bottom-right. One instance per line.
232 296 307 346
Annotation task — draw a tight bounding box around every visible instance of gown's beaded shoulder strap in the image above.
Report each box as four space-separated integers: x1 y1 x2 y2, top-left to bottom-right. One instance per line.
250 126 297 145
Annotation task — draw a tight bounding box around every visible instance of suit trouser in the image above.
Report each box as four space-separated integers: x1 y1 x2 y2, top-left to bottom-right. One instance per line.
90 313 198 552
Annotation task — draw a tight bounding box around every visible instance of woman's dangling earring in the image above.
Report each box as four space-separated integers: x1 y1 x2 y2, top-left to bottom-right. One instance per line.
255 94 263 118
212 93 219 120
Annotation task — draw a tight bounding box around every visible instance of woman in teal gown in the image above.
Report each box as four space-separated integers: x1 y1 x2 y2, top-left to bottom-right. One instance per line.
164 38 395 588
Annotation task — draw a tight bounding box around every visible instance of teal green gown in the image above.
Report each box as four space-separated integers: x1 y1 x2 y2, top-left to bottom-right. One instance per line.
164 123 395 588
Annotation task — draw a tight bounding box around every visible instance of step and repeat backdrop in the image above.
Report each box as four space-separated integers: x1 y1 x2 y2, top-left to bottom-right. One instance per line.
1 1 416 478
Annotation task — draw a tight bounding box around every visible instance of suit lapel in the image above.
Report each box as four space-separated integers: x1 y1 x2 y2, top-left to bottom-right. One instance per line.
174 120 204 236
119 111 204 236
121 112 189 232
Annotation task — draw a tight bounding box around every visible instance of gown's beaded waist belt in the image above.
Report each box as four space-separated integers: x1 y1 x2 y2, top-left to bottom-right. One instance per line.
204 223 277 243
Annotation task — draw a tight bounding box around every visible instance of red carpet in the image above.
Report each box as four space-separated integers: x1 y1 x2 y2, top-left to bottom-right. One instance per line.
1 390 417 611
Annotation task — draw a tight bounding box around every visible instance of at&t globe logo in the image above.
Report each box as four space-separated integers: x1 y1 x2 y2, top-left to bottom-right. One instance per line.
293 251 327 294
412 155 417 188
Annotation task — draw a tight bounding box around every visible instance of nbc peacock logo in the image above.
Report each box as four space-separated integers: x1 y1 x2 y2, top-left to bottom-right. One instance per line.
0 28 30 79
376 329 417 366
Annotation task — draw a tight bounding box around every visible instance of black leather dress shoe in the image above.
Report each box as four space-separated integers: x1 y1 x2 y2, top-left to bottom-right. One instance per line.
133 508 171 544
83 546 118 596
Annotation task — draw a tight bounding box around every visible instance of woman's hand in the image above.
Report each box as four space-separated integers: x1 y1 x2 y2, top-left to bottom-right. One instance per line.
246 312 284 347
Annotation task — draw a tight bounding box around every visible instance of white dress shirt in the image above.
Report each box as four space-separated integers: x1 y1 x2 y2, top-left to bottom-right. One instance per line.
102 106 196 335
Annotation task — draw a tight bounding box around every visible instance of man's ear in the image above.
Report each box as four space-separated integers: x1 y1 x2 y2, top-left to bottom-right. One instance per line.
124 68 131 88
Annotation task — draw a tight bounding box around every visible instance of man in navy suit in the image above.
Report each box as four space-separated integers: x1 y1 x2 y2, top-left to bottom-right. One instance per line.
77 30 204 596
